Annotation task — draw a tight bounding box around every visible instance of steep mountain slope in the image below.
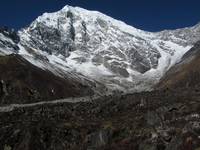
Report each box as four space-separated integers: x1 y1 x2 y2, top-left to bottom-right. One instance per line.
0 27 19 55
0 54 95 105
156 41 200 89
0 27 108 103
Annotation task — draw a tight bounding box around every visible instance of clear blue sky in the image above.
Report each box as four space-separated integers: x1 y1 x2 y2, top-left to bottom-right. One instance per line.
0 0 200 32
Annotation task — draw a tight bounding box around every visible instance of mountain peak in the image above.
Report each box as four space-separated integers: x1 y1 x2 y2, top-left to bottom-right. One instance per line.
34 5 150 39
61 5 103 15
193 21 200 29
15 6 200 91
61 5 81 12
61 5 71 10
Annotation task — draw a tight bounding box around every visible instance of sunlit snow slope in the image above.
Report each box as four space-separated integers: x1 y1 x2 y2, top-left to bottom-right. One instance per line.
1 5 200 92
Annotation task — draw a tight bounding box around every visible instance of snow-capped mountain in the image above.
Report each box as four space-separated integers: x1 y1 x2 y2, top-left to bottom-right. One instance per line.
1 5 200 92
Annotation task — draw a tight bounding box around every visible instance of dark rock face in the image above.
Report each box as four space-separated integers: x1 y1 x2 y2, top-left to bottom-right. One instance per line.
0 27 20 43
22 14 76 57
87 129 113 149
0 54 94 104
128 48 161 74
104 60 129 78
28 23 68 56
0 27 20 52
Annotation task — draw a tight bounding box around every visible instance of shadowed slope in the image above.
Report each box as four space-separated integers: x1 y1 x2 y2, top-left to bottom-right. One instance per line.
156 41 200 90
0 54 93 105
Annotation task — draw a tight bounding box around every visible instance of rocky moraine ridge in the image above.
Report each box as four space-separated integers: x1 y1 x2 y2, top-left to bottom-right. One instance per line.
0 5 200 150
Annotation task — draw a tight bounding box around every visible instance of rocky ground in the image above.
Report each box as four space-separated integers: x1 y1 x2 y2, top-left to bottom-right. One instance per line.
0 88 200 150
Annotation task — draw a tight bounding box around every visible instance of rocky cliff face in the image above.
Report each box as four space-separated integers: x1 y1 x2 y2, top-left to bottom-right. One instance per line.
0 27 20 55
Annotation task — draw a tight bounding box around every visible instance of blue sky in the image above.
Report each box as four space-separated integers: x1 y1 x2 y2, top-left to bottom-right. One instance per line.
0 0 200 31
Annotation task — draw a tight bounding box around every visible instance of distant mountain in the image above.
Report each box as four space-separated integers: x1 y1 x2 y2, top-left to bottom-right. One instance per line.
0 5 200 92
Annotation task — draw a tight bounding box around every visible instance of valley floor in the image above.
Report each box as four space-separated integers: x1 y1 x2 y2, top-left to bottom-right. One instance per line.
0 89 200 150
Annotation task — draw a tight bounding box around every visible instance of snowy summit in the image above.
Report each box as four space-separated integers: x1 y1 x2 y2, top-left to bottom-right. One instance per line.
1 5 200 92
